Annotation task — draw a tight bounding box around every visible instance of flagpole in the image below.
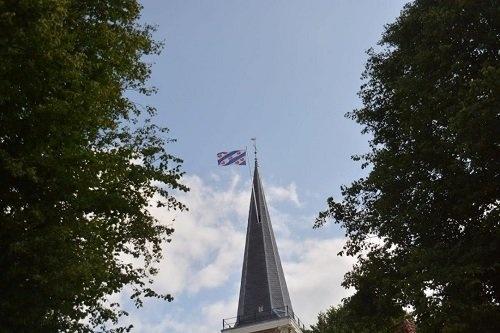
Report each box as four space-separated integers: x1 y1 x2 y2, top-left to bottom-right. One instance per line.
249 138 260 224
251 138 257 165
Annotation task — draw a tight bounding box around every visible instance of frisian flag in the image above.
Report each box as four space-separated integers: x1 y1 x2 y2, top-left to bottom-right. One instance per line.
217 150 246 166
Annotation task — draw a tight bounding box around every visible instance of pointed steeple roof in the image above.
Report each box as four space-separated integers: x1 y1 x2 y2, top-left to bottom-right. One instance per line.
236 160 293 326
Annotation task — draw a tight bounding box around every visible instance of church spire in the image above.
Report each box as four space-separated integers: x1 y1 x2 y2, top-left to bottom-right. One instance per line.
236 161 293 326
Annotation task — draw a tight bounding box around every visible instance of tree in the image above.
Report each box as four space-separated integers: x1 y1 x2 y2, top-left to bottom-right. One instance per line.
316 0 499 331
310 255 407 333
310 298 405 333
0 0 187 331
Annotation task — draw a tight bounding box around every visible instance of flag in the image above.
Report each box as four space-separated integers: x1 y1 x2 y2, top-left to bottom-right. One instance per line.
217 150 246 166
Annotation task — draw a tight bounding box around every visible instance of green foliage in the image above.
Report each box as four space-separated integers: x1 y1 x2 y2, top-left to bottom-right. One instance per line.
0 0 187 331
310 296 405 333
310 253 407 333
316 0 499 332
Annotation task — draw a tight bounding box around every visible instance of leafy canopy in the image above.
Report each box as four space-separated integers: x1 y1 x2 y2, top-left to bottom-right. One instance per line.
309 286 406 333
0 0 187 332
316 0 499 331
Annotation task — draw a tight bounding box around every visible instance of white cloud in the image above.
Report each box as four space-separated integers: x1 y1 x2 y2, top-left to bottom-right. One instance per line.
267 182 301 207
202 297 238 320
284 238 356 325
149 174 248 295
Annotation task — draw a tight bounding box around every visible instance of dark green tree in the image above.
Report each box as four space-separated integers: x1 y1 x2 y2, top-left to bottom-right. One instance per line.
0 0 187 332
310 298 404 333
310 253 407 333
316 0 499 332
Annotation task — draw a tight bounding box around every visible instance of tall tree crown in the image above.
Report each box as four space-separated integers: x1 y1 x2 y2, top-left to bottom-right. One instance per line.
0 0 187 331
317 0 499 331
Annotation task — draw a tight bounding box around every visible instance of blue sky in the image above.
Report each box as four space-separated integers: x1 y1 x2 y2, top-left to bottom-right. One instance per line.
116 1 410 332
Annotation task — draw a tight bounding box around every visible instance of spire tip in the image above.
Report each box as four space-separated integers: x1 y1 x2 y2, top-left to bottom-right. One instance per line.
251 138 258 166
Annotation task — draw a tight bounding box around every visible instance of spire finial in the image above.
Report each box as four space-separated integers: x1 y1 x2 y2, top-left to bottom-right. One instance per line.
251 138 257 166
